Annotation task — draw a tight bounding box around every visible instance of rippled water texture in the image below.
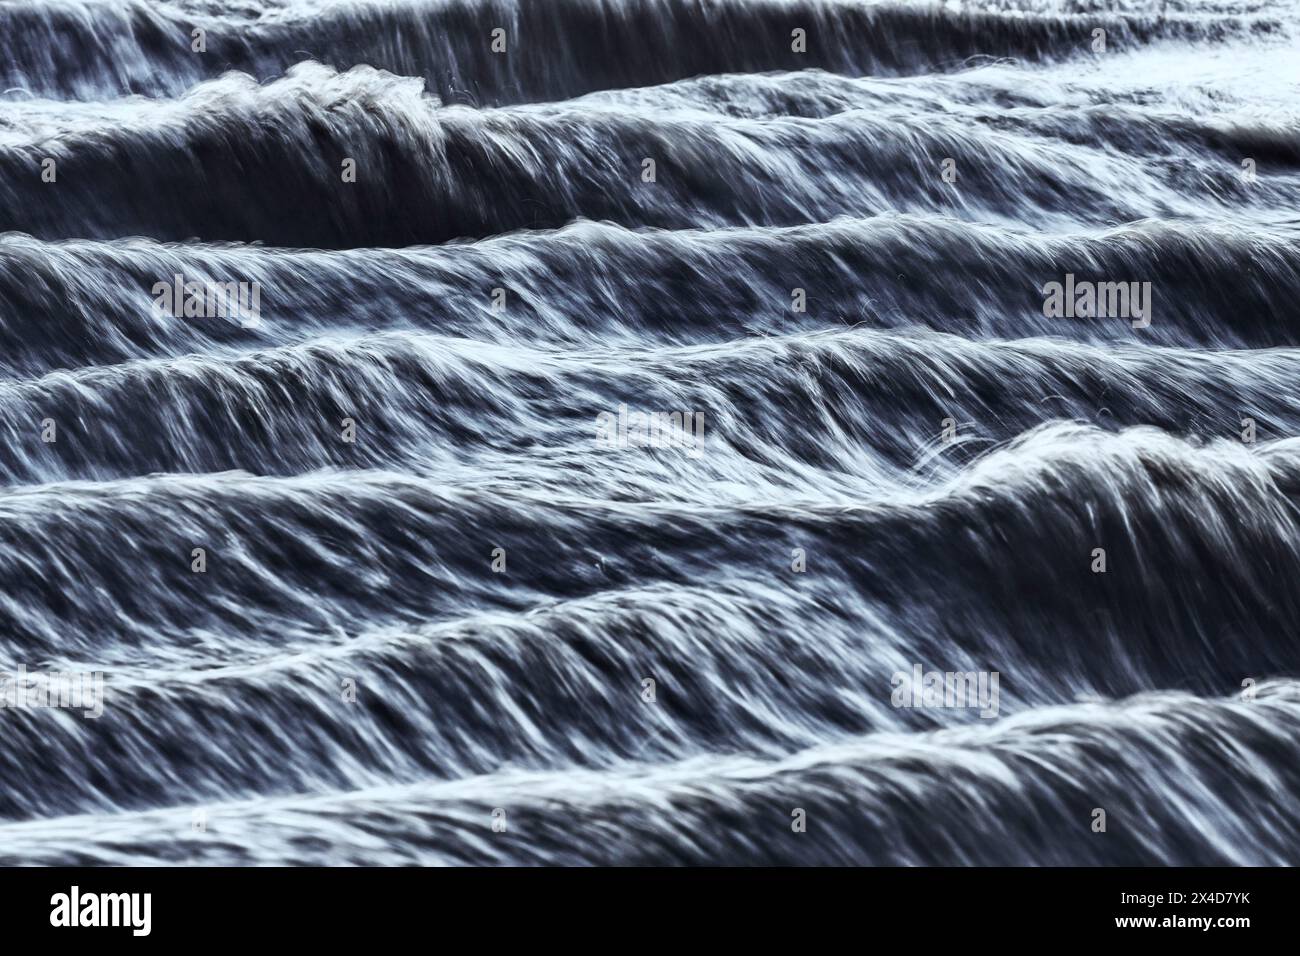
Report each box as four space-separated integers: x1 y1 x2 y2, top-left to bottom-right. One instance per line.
1 0 1299 865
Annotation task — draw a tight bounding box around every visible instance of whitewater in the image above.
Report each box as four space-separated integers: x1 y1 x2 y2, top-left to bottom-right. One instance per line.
0 0 1299 865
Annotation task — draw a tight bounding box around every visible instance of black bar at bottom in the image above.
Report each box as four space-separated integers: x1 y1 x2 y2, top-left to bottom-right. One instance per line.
0 866 1287 942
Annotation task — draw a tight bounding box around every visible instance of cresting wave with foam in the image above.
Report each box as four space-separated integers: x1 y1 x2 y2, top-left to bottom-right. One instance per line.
1 424 1297 709
4 63 1300 246
1 0 1281 102
1 327 1299 486
3 216 1300 377
2 684 1298 865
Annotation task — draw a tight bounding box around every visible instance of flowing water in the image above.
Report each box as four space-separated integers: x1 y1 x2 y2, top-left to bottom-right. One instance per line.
1 0 1299 865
